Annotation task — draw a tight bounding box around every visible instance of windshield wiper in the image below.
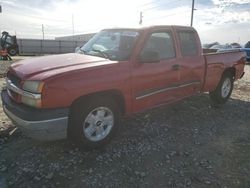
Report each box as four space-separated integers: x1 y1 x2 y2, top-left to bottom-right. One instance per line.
91 49 110 59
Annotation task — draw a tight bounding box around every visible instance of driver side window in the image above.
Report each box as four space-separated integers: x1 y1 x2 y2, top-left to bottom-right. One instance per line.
141 32 176 61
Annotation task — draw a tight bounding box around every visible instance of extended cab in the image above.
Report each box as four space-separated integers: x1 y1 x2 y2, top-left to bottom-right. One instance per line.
1 25 246 149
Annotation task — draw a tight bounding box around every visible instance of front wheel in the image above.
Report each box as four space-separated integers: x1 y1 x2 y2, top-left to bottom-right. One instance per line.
69 97 120 150
209 72 234 104
8 48 17 56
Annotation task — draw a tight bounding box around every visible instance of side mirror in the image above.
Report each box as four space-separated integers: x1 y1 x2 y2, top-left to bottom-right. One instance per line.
75 46 80 53
139 50 160 63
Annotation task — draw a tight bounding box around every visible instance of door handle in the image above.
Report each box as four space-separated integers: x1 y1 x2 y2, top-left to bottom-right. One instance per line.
172 64 180 71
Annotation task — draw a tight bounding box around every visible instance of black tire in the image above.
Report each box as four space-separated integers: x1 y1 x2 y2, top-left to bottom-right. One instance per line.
209 72 234 104
8 48 17 56
69 97 120 150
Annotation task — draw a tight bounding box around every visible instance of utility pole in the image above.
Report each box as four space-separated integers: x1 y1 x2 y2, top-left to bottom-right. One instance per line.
139 12 143 25
72 14 75 41
190 0 195 27
42 24 45 40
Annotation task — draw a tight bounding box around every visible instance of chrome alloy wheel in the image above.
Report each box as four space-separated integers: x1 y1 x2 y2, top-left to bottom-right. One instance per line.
221 78 231 98
83 107 114 142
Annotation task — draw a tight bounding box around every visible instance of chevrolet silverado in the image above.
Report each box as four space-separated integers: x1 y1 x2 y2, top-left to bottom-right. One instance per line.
1 25 246 149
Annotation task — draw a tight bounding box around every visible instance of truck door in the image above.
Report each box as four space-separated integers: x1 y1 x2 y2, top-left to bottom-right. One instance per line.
175 29 205 97
131 30 180 113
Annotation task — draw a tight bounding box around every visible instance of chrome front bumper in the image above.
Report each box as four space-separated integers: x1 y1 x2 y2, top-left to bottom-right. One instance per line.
1 90 68 141
3 105 68 141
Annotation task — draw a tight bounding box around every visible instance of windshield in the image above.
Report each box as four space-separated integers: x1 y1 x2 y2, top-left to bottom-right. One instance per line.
79 30 140 61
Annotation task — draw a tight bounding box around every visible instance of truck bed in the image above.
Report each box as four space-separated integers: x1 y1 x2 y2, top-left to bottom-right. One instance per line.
202 50 246 92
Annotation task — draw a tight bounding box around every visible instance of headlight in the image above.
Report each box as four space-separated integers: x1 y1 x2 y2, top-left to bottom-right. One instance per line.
21 80 44 108
23 81 44 93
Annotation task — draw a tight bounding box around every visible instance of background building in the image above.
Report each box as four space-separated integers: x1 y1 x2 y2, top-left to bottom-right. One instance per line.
55 33 96 42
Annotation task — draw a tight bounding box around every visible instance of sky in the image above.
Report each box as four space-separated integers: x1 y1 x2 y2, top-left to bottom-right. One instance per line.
0 0 250 44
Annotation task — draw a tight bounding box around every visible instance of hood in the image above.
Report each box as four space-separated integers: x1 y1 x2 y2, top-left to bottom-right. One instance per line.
10 53 113 79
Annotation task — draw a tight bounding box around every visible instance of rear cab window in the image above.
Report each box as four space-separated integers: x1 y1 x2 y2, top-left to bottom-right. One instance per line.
178 31 198 57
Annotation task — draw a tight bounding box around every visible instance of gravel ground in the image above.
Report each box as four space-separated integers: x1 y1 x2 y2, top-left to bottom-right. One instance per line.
0 59 249 188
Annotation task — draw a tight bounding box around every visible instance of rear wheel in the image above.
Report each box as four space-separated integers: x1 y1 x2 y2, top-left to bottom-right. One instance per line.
209 72 234 104
69 97 120 150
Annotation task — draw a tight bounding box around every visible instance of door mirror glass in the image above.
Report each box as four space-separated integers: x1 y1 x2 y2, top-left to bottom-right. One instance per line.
75 46 80 53
140 50 160 63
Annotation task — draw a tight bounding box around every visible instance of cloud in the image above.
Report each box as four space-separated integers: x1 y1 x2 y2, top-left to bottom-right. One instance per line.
195 1 250 26
198 21 250 44
196 0 214 7
212 0 250 6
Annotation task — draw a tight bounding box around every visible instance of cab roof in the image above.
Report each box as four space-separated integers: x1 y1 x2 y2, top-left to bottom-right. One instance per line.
103 25 195 32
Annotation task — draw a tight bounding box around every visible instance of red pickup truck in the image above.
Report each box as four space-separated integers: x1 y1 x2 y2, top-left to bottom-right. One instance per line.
1 25 246 149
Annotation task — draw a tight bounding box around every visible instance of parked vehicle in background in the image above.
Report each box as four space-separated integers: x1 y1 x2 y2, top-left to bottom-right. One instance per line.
0 31 19 56
210 44 234 52
16 39 83 56
206 43 247 61
202 42 219 49
230 43 242 48
243 41 250 62
0 31 85 56
242 48 250 62
245 41 250 48
1 25 246 149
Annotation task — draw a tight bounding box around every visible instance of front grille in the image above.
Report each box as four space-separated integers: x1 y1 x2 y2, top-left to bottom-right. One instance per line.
7 89 18 100
7 72 21 89
6 72 21 102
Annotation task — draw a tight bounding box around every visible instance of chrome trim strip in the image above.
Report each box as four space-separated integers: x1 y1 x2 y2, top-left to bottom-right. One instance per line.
6 79 41 99
7 89 14 99
136 81 201 100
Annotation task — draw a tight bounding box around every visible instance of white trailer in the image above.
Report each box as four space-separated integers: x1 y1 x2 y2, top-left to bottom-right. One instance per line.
16 39 86 55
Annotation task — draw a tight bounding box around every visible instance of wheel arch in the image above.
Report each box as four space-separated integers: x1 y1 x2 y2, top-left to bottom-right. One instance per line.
209 66 235 105
223 67 236 80
67 89 125 140
69 89 126 116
